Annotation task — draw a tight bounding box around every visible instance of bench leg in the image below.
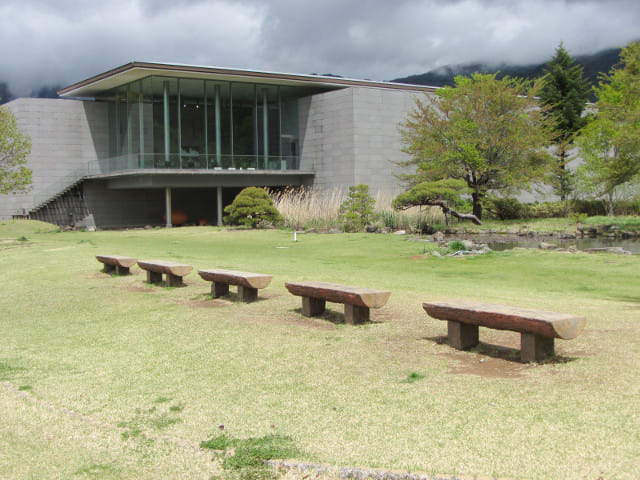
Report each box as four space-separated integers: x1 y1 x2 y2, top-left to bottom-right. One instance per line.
211 282 230 298
115 265 130 275
344 304 369 324
521 333 555 363
238 285 258 302
103 264 116 273
166 274 183 287
302 297 326 316
448 321 479 350
147 270 163 284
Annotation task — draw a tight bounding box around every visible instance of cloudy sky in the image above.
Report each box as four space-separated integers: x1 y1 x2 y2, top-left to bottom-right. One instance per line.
1 0 639 95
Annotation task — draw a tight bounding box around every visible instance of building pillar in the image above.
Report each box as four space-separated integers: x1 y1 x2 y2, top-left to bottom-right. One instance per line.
263 88 268 169
163 81 170 167
215 85 222 167
165 187 172 228
217 186 223 226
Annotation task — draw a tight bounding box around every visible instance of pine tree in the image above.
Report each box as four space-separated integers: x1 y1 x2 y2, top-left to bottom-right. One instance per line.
540 43 591 203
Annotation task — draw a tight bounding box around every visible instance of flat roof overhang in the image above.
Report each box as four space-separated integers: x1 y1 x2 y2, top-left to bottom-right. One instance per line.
87 169 315 189
58 61 436 98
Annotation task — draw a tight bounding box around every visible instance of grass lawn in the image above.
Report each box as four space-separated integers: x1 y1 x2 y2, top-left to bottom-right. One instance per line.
1 220 639 479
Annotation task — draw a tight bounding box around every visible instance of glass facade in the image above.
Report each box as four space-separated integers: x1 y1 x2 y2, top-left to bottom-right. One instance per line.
98 75 308 174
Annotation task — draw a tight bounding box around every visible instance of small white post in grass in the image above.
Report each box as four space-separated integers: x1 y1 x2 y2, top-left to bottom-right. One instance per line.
294 231 303 242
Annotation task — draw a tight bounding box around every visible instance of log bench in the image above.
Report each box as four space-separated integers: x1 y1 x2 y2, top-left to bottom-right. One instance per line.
96 255 137 275
285 281 391 324
198 269 272 302
137 260 193 287
422 300 586 362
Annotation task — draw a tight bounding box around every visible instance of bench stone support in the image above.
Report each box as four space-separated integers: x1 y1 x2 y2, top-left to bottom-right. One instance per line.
212 282 230 298
147 270 163 284
448 320 479 350
103 264 116 274
521 333 555 363
302 297 326 317
115 265 130 275
103 263 129 275
166 273 184 287
238 285 258 303
344 304 370 325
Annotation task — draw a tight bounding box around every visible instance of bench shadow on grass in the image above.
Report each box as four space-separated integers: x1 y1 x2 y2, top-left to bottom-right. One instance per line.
289 308 384 326
426 335 580 365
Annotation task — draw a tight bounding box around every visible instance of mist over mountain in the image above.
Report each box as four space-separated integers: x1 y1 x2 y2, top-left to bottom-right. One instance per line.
392 48 621 94
0 48 623 105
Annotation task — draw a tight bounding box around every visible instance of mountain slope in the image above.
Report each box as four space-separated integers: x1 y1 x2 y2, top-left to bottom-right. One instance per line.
392 48 621 89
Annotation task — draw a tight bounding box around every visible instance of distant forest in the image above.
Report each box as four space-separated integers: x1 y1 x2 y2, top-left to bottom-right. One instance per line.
392 47 621 100
0 47 622 105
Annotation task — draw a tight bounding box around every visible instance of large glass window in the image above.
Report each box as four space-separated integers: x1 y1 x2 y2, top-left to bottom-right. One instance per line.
103 74 307 173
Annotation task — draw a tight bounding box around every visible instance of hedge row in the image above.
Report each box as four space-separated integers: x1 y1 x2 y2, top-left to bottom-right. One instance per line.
486 197 640 220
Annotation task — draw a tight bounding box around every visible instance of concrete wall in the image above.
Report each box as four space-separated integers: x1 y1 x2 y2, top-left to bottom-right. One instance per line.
299 88 356 190
0 98 108 219
299 86 421 197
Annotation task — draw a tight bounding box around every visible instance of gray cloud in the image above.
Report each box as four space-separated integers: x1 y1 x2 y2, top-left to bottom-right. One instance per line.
1 0 638 95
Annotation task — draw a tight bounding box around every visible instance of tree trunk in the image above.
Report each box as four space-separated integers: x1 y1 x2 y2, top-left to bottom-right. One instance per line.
472 192 483 220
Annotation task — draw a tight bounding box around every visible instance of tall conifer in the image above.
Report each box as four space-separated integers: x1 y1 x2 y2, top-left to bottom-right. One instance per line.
540 43 590 203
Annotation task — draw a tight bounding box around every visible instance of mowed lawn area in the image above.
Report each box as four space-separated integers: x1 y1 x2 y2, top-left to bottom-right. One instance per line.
1 220 638 479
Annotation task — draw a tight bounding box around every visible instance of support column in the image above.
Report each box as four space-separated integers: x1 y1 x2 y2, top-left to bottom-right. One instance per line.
215 85 221 167
448 321 479 350
302 297 326 317
217 186 223 226
263 88 269 169
344 304 370 325
163 81 170 167
165 187 172 228
138 91 145 168
521 333 555 363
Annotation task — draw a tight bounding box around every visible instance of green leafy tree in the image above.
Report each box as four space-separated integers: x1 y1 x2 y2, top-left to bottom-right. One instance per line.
338 184 375 232
0 105 32 194
223 187 283 228
576 41 640 215
392 179 481 225
398 73 553 219
539 43 591 204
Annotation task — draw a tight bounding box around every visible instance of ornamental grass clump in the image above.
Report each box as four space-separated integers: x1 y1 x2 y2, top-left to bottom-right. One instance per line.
270 186 344 230
224 187 283 228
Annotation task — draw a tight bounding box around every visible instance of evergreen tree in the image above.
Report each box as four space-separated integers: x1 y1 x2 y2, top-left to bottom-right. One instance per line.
540 43 591 203
338 184 375 232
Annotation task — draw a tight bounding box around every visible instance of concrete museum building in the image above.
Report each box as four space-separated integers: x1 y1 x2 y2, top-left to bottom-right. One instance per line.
1 62 433 228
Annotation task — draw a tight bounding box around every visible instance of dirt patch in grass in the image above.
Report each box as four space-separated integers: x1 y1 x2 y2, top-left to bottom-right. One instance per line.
184 298 233 308
438 350 529 378
125 284 155 293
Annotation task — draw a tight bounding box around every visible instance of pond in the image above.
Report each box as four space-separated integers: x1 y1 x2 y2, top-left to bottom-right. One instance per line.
485 236 640 254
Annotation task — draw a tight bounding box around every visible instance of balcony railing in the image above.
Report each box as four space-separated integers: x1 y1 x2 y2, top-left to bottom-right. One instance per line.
88 154 312 176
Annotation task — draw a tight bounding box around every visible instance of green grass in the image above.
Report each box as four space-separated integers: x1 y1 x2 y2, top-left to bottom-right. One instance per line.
0 219 639 479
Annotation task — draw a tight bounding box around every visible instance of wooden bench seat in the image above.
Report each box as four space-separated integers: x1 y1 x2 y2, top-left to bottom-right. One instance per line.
137 260 193 287
198 269 272 302
285 281 391 324
96 255 137 275
422 300 586 362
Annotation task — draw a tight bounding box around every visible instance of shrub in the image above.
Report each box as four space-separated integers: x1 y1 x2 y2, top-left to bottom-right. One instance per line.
486 196 523 220
339 184 375 232
224 187 283 228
